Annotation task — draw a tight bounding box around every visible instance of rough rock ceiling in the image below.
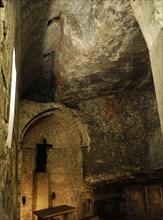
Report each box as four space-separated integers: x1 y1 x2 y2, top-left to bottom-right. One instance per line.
18 0 152 104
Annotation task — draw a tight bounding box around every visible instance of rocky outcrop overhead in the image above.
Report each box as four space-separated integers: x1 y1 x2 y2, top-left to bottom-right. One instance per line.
18 0 151 103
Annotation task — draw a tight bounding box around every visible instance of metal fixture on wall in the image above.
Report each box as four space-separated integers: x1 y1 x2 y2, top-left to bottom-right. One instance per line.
22 196 26 205
51 192 56 200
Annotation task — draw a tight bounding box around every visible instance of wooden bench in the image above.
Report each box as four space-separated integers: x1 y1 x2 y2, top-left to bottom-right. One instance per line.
33 205 76 220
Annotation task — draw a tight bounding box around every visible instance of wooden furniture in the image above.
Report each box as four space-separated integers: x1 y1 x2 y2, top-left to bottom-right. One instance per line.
33 205 76 220
94 197 126 219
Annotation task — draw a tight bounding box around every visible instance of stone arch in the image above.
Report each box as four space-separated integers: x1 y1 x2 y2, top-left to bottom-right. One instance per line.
18 101 90 220
20 109 55 146
19 101 61 147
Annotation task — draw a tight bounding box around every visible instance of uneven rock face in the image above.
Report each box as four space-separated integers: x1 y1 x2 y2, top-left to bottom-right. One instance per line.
19 90 163 218
54 0 150 104
17 0 163 205
0 1 19 219
130 0 163 136
153 0 163 28
18 0 150 104
78 89 163 184
0 0 162 219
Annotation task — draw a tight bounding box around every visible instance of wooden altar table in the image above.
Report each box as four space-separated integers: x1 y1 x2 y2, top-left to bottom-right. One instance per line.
33 205 76 220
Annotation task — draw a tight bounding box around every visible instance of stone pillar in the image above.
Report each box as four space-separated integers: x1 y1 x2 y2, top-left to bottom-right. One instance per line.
33 173 49 212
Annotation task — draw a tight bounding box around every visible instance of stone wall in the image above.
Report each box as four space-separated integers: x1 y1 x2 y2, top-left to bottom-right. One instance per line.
19 102 90 220
19 87 162 219
130 0 163 136
78 89 163 184
0 0 19 219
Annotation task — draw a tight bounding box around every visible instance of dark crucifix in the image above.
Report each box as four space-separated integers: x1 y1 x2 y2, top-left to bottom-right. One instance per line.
35 138 52 172
0 0 4 7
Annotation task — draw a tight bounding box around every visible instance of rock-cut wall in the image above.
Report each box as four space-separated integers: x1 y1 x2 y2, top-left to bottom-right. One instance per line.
0 1 19 219
130 0 163 136
79 89 163 184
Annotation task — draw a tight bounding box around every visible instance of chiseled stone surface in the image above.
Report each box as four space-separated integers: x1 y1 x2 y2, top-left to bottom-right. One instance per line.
19 105 90 219
130 0 163 137
17 0 150 104
54 0 149 104
153 0 163 28
78 89 163 184
19 101 62 144
0 1 162 219
33 173 49 218
0 1 19 220
19 100 90 148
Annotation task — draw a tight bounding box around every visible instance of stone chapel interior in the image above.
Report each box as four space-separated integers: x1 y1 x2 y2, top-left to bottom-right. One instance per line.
0 0 163 220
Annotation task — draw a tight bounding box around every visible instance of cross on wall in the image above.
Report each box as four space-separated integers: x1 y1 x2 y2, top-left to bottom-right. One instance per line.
35 138 52 172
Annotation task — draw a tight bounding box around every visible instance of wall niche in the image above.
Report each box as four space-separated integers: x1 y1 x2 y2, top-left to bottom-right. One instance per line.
19 108 85 220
